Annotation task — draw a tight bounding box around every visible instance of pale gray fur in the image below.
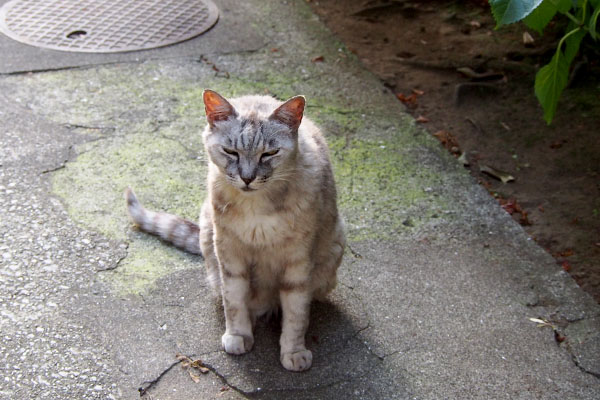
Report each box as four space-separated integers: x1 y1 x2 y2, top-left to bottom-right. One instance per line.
125 188 201 255
126 90 345 372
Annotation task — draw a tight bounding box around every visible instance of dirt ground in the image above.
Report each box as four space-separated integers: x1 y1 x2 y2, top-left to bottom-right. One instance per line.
309 0 600 302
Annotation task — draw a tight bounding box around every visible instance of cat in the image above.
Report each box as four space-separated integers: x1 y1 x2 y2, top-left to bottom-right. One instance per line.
125 89 345 371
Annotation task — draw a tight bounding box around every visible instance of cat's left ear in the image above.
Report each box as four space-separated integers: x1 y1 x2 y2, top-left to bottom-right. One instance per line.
203 89 237 127
269 96 305 132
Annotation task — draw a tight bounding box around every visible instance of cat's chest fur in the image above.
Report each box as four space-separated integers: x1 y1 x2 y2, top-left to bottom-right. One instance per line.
213 188 310 247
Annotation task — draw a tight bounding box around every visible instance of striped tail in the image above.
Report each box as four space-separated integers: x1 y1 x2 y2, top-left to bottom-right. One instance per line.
125 188 202 255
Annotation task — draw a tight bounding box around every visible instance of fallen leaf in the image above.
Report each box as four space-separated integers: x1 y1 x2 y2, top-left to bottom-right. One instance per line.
432 130 460 154
469 20 481 28
528 317 555 329
220 386 230 392
189 370 201 383
523 31 534 46
500 122 511 131
412 88 425 96
499 198 517 215
311 55 324 63
595 242 600 248
561 260 571 272
416 115 429 123
396 92 418 107
479 165 515 183
190 359 210 374
271 48 279 52
519 210 531 226
558 249 574 257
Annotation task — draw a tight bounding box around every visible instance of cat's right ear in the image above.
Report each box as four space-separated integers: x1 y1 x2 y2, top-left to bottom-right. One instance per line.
203 90 237 127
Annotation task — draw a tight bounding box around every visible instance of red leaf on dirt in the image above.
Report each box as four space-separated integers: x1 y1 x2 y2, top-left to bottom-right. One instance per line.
271 48 279 52
416 115 429 123
433 130 461 153
519 210 531 226
396 92 418 106
558 249 574 257
500 198 517 215
561 260 571 272
311 55 325 63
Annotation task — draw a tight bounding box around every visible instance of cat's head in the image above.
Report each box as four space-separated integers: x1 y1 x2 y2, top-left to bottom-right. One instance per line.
202 90 305 193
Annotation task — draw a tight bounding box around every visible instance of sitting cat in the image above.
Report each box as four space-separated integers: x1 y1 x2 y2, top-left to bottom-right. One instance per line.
125 90 345 371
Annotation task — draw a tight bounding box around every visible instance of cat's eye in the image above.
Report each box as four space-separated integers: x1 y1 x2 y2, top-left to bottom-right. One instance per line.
260 149 279 160
222 148 238 157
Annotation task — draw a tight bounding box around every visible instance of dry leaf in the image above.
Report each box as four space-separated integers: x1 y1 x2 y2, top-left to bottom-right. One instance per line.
528 317 555 328
416 115 429 123
190 360 210 374
523 32 534 45
189 370 201 383
311 55 324 63
396 92 418 107
412 88 425 96
480 165 514 183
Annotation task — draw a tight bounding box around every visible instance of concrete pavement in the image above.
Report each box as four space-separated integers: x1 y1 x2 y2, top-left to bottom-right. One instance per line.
0 0 598 399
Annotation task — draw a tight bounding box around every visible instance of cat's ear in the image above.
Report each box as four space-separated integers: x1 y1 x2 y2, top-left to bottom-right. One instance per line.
269 96 305 132
203 90 237 127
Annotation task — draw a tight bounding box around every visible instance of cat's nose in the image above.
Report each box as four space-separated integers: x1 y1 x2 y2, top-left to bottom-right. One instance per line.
241 176 255 186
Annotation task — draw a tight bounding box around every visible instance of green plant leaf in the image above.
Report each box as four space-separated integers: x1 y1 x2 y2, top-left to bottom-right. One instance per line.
524 1 559 32
590 6 600 40
555 0 573 13
489 0 545 25
564 26 586 62
535 49 569 124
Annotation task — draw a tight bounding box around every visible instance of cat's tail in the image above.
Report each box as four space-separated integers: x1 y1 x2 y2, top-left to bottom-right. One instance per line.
125 188 202 255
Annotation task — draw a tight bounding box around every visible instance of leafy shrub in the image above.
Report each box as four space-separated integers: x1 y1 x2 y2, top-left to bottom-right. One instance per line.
489 0 600 123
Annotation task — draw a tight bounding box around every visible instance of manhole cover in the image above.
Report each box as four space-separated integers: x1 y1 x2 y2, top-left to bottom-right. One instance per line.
0 0 219 53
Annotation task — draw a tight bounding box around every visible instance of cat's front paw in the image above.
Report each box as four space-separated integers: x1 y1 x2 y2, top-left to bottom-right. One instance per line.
280 349 312 372
221 333 254 355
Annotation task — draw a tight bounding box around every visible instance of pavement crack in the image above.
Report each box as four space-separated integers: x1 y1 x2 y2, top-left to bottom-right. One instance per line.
65 123 117 132
138 360 181 397
41 163 66 174
567 351 600 380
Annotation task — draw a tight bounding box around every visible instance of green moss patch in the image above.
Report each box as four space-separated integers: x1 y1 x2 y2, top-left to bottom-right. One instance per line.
329 134 444 240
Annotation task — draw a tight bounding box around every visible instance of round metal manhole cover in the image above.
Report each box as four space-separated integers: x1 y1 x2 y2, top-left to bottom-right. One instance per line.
0 0 219 53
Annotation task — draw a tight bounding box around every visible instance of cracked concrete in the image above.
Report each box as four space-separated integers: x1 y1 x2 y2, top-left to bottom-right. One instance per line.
1 0 599 399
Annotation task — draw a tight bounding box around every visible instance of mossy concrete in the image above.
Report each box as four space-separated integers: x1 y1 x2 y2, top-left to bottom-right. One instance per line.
4 57 459 294
1 0 600 398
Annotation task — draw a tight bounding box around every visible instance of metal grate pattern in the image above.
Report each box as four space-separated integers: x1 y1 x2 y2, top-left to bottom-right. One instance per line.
0 0 219 53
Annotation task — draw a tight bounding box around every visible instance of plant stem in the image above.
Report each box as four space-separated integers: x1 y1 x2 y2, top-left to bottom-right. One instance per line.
564 11 581 25
557 27 583 52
